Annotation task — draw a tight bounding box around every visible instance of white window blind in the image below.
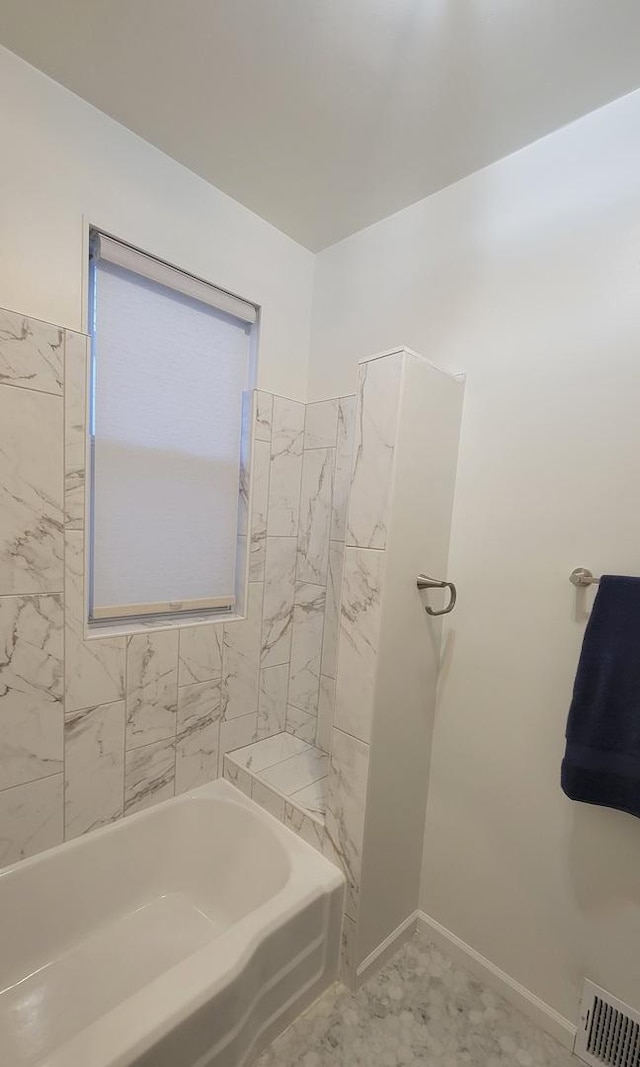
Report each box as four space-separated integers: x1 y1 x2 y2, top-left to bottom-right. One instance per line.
89 233 255 621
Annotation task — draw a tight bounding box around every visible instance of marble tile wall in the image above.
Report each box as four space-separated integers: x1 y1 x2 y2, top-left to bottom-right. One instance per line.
0 305 315 867
285 397 355 753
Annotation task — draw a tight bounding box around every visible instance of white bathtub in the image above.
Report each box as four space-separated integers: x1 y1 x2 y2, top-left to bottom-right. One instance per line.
0 779 344 1067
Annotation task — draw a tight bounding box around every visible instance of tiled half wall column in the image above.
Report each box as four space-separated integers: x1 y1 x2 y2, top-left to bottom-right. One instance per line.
0 304 316 866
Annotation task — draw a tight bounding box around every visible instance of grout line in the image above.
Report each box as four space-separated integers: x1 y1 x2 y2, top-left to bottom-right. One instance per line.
0 378 63 399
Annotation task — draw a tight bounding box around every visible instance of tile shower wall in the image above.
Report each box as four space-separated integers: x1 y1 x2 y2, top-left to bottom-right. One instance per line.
0 306 313 867
286 397 355 751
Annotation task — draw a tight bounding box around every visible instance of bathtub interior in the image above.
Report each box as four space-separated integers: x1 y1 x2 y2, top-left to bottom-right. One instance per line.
0 790 298 1066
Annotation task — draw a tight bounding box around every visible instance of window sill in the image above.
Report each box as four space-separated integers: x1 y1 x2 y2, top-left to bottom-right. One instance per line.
84 609 246 640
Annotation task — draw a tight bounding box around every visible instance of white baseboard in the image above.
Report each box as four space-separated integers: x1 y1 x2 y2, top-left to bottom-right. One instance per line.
356 911 419 986
417 911 576 1050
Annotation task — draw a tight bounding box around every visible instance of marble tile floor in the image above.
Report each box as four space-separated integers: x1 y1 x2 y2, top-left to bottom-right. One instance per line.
255 930 575 1067
225 732 328 817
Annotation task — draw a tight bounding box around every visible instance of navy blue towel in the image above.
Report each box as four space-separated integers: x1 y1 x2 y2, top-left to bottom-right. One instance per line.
562 575 640 819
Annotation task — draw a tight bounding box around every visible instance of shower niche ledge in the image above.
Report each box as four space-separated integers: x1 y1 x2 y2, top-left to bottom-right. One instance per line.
223 733 327 851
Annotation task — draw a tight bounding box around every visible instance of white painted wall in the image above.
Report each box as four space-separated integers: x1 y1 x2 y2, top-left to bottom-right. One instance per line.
310 89 640 1023
0 46 314 400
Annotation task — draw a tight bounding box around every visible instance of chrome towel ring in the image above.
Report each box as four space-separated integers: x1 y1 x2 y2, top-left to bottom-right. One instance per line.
416 574 457 616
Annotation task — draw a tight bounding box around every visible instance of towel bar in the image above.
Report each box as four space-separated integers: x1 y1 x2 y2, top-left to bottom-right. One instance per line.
416 574 457 616
570 568 600 588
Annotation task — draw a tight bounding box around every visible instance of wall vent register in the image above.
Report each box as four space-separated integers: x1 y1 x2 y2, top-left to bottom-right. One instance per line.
575 979 640 1067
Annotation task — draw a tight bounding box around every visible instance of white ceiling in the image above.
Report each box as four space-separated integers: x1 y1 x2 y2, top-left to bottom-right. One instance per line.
1 1 639 250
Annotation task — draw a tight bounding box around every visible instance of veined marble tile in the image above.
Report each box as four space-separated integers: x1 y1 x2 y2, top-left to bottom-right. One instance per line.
230 732 310 773
125 630 178 750
251 779 285 820
64 530 125 713
339 913 357 987
223 755 253 797
334 547 384 744
178 624 223 686
237 390 253 541
267 396 304 537
330 395 356 542
260 748 329 795
346 354 403 550
249 439 270 581
290 776 327 817
0 384 63 594
261 537 296 667
222 582 263 719
124 738 175 815
321 540 345 679
175 681 220 793
0 773 64 868
64 330 88 530
304 399 338 450
324 727 369 920
296 448 333 585
255 390 273 443
64 700 125 839
218 712 258 774
316 675 335 753
0 594 64 790
284 802 324 851
288 582 325 715
0 309 63 395
257 663 288 738
286 704 317 744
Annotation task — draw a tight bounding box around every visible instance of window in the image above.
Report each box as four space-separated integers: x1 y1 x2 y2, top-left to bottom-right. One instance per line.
88 231 256 623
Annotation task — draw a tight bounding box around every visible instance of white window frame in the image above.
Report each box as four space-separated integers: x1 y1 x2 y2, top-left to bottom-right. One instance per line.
84 227 259 635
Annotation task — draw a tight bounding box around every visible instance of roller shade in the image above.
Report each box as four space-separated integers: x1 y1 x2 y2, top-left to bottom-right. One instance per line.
89 232 253 621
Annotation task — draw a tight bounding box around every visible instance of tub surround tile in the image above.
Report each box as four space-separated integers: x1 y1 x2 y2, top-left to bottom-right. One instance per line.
288 583 325 715
257 663 288 738
330 395 356 542
237 391 253 543
222 582 263 719
267 397 304 537
304 399 338 450
176 681 222 791
124 738 175 815
0 593 64 790
64 700 125 839
63 330 87 530
251 779 285 820
285 704 317 744
0 773 64 868
261 537 296 667
255 390 273 443
218 712 258 774
222 755 253 796
64 531 125 713
249 439 271 581
284 802 324 851
321 540 345 679
125 631 179 749
0 309 64 395
324 727 369 921
178 624 223 686
0 384 63 595
290 777 327 817
346 355 402 550
316 676 335 753
334 547 384 745
260 747 329 796
175 707 219 794
296 448 333 585
230 732 310 774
